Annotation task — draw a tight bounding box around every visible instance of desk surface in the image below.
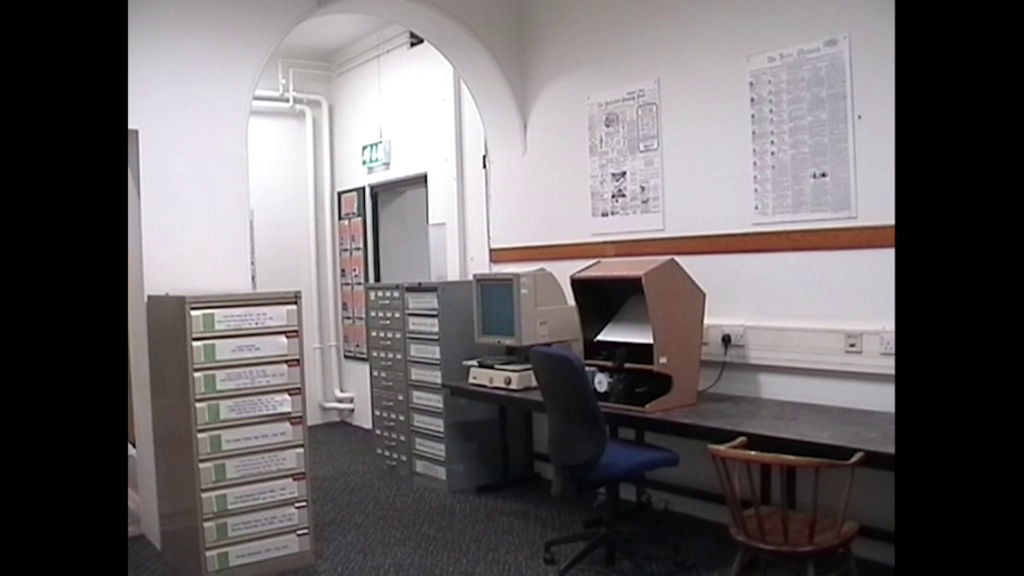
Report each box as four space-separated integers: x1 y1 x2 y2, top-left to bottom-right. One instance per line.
444 382 895 470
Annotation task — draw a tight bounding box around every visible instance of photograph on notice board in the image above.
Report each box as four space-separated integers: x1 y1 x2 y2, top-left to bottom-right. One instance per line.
353 324 366 356
342 324 354 353
353 287 366 319
349 217 364 250
350 253 364 284
340 191 359 218
341 287 353 319
338 220 351 251
340 253 352 285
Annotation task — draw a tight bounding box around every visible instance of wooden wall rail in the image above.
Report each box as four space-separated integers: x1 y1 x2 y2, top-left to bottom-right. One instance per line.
490 225 894 263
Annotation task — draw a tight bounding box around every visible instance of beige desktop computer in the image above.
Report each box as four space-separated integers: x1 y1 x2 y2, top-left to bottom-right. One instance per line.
467 269 581 390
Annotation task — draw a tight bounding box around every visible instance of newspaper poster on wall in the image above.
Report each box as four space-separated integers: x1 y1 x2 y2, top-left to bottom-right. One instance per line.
748 35 857 225
587 79 665 235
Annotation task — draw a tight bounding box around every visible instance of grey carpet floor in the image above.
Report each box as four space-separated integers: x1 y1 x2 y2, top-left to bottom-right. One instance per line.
128 423 893 576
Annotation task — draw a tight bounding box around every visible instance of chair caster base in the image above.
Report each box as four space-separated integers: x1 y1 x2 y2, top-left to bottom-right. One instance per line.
543 551 557 565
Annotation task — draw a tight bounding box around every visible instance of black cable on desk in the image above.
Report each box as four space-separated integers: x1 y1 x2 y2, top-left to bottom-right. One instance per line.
698 334 731 394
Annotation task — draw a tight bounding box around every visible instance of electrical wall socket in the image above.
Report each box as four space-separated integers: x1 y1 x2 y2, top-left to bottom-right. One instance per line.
879 332 895 355
844 332 863 354
720 325 746 347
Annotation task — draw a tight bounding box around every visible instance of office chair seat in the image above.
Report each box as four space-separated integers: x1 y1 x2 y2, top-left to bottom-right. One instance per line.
579 439 680 484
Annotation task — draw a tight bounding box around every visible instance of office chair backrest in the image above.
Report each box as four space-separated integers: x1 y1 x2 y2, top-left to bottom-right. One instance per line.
529 346 607 469
708 437 865 551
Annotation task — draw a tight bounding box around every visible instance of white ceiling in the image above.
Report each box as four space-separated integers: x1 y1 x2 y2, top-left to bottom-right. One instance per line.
277 14 393 61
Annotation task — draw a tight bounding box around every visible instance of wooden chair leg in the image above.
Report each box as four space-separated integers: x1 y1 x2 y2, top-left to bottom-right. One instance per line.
729 547 748 576
845 547 860 576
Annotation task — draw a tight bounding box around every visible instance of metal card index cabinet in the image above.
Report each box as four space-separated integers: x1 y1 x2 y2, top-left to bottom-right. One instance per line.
402 281 512 491
366 284 411 473
147 292 315 576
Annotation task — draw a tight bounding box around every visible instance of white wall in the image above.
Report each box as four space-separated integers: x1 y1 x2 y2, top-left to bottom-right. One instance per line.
330 38 463 429
459 80 491 276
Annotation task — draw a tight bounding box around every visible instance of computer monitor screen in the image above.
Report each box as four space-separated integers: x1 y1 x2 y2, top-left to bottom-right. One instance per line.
477 280 516 338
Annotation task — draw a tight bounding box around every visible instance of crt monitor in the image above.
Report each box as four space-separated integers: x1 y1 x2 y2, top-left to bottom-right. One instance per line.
473 269 581 347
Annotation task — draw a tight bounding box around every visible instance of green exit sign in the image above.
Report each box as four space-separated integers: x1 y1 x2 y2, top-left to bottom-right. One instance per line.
362 140 391 168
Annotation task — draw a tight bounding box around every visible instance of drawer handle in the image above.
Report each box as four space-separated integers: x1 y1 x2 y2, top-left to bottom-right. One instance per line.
382 401 395 407
385 460 398 467
384 441 397 447
384 422 396 428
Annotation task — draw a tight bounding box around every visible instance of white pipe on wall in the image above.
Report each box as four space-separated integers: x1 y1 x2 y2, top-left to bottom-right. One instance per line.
251 95 356 407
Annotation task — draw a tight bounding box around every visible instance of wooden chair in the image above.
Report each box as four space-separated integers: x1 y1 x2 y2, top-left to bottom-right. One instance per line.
707 437 865 576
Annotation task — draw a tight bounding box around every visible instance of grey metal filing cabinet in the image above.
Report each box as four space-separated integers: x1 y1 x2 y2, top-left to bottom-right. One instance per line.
366 284 411 474
147 292 315 576
401 281 511 492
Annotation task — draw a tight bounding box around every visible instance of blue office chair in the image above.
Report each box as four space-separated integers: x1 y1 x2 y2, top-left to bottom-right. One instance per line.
529 346 680 575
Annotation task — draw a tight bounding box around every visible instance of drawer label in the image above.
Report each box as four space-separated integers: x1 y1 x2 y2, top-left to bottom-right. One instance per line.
204 393 294 423
406 316 439 333
413 436 446 460
215 505 301 541
411 412 444 434
411 390 444 410
409 366 442 384
196 364 292 394
193 305 294 332
414 458 447 481
210 478 302 513
405 292 438 310
203 421 295 453
212 449 302 482
408 342 441 360
195 335 291 363
209 533 304 571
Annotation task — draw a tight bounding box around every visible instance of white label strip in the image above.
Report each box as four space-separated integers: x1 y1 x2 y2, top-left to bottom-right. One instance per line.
196 335 291 363
194 305 295 332
209 421 296 453
406 316 439 333
221 393 294 420
224 506 300 539
223 449 301 480
223 533 302 569
409 366 442 384
411 412 444 434
405 293 438 310
414 458 447 481
409 343 441 360
196 364 292 394
411 390 444 410
215 479 301 512
414 436 446 460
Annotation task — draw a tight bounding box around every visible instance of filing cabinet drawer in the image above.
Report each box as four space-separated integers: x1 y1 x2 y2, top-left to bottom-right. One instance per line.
191 305 298 335
369 349 405 372
367 309 402 329
412 434 446 461
196 391 302 426
409 387 444 412
194 363 301 397
413 456 447 481
368 328 404 351
203 501 308 546
371 388 407 409
201 475 308 517
374 426 408 447
367 287 403 310
197 419 303 456
205 530 311 572
405 314 439 336
199 447 305 487
407 340 441 363
404 291 439 312
409 410 445 436
372 408 408 433
192 333 300 366
408 363 443 387
370 369 406 392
